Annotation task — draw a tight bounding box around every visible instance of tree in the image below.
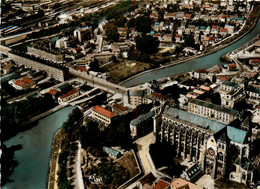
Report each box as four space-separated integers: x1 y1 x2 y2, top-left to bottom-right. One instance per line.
136 16 152 35
136 35 159 54
105 23 119 42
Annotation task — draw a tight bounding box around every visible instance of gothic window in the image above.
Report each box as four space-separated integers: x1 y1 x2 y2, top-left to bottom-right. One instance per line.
248 173 252 181
232 165 237 172
242 173 246 180
218 152 223 161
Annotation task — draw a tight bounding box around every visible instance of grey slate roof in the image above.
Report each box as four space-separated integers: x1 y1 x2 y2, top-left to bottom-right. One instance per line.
163 106 247 144
222 81 239 88
189 99 240 117
130 111 155 126
163 106 226 133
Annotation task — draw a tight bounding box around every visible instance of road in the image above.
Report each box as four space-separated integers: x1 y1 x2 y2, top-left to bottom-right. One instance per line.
136 133 156 175
71 141 85 189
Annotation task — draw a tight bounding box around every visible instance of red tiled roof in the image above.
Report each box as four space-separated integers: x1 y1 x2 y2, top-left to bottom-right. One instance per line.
59 88 78 99
153 180 170 189
22 77 33 84
77 66 88 72
93 105 116 118
15 80 26 86
74 47 82 51
195 69 208 73
250 59 260 63
49 89 58 95
229 64 236 67
152 93 168 100
212 25 218 29
176 34 181 38
184 14 191 18
113 103 127 111
217 76 228 81
140 173 156 186
222 15 226 18
220 28 228 32
154 33 162 37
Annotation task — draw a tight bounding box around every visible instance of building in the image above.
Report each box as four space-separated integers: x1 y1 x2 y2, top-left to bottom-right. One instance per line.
112 103 127 115
27 46 64 63
130 111 155 138
92 105 116 125
8 77 36 90
58 88 80 103
188 99 240 124
159 106 250 182
218 81 244 109
128 89 149 106
192 69 209 79
74 26 92 42
245 87 260 101
9 52 67 82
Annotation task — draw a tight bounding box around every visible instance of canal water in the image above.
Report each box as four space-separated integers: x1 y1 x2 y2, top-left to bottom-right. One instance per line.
122 18 260 87
3 106 75 189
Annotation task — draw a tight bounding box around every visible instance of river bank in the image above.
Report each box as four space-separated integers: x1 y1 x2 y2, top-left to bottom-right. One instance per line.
48 129 62 189
3 103 68 142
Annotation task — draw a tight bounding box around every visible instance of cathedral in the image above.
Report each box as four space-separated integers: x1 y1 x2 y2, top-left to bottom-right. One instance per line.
156 105 254 185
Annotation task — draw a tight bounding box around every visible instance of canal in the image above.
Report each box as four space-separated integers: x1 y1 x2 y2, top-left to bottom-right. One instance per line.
122 18 260 87
3 106 75 189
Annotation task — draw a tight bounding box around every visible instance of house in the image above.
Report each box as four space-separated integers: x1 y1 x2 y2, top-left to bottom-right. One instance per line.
216 76 229 83
92 105 116 125
58 88 79 103
175 34 184 43
228 63 237 71
8 77 36 90
249 59 259 66
192 69 208 79
220 28 228 36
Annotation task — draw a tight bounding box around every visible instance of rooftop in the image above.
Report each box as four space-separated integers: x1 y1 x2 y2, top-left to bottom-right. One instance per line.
153 179 170 189
130 111 155 127
112 103 127 111
93 105 116 118
222 81 238 88
59 88 78 99
15 80 26 86
163 106 226 133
